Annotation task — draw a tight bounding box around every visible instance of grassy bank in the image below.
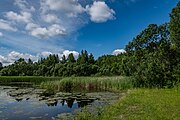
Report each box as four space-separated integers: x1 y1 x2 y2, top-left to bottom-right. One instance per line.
40 76 134 92
75 88 180 120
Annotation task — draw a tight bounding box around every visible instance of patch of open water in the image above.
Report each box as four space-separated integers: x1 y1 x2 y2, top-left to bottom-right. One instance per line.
0 84 121 120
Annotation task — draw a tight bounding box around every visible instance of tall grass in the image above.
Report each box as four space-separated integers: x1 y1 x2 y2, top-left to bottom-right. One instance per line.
40 76 134 92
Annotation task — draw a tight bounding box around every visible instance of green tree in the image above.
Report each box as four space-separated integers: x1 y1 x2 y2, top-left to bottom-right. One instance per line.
88 53 95 64
169 1 180 84
61 55 66 63
169 1 180 47
0 62 3 71
77 50 89 64
28 58 33 64
67 53 75 63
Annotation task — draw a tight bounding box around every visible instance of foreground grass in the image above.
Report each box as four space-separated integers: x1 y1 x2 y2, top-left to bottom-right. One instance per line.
75 88 180 120
40 76 134 92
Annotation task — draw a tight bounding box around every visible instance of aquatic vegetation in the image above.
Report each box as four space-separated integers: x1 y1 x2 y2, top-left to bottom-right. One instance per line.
40 76 134 92
0 85 121 120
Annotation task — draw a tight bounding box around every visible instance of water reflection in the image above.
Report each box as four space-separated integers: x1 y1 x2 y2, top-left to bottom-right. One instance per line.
15 97 23 102
0 83 120 120
3 87 96 108
0 85 96 120
63 99 75 108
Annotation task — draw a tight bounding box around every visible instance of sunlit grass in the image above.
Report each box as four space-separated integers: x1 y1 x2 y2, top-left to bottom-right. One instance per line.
75 88 180 120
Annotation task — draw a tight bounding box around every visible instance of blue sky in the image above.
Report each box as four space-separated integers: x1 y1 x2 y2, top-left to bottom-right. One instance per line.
0 0 179 65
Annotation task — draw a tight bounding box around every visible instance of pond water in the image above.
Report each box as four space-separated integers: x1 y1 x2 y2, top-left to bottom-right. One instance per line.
0 84 121 120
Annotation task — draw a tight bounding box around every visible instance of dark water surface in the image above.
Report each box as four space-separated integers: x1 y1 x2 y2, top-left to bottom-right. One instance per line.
0 86 94 120
0 83 121 120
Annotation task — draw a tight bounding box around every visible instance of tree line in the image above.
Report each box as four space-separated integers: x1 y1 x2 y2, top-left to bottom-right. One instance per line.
0 1 179 88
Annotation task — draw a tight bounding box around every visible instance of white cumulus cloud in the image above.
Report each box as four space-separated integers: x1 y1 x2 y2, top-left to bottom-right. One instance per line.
7 51 37 61
0 0 116 39
39 50 79 59
40 0 85 17
0 55 8 65
40 51 53 57
0 19 17 31
0 50 80 66
25 23 39 31
5 11 32 23
42 14 59 23
0 51 38 66
29 24 66 39
113 49 126 55
62 50 79 59
86 1 115 23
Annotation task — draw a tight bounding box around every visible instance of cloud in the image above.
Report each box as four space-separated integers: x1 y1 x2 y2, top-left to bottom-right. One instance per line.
39 50 79 59
40 0 85 17
62 50 79 59
0 32 3 37
39 0 88 37
0 55 8 66
0 50 79 66
7 51 37 61
113 49 126 55
42 14 59 23
40 51 52 57
0 19 17 31
27 24 66 38
86 1 115 23
25 23 39 31
5 11 32 23
14 0 35 12
1 0 116 39
0 51 38 66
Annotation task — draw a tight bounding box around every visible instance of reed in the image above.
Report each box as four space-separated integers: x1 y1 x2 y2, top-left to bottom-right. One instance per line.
40 76 134 92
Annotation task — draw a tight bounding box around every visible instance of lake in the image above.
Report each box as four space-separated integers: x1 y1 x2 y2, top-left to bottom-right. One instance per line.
0 83 120 120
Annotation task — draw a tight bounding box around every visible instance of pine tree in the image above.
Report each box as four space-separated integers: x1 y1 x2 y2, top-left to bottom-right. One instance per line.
61 55 66 63
88 53 95 64
67 53 75 63
0 62 3 70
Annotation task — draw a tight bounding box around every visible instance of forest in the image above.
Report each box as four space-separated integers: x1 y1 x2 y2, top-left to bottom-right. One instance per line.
0 1 179 88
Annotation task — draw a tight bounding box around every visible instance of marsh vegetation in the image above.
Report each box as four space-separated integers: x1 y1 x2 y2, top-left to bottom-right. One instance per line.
0 77 127 120
40 76 133 92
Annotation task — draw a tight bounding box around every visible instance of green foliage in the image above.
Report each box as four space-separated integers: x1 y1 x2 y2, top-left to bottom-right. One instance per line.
96 55 126 76
67 53 76 63
88 53 95 64
124 23 178 88
169 1 180 86
126 24 159 53
0 62 3 71
170 1 180 47
0 50 100 77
